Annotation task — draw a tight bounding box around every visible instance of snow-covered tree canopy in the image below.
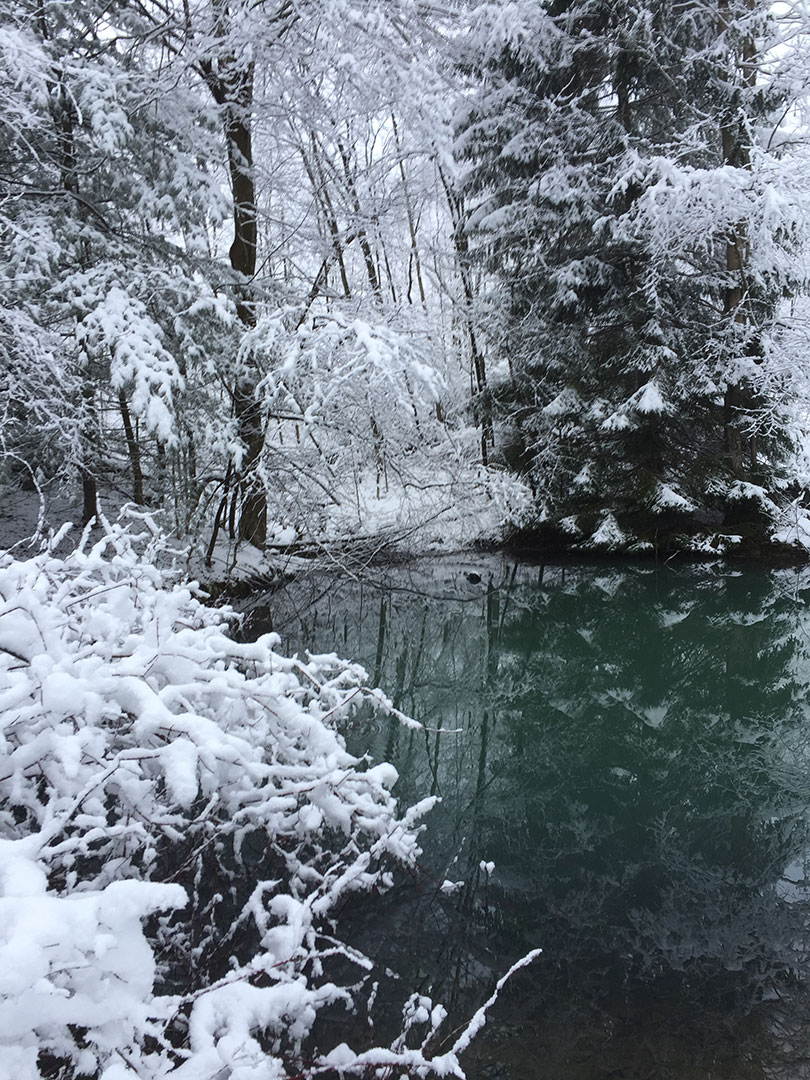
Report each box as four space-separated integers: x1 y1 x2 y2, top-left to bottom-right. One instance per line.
5 0 810 557
1 0 526 558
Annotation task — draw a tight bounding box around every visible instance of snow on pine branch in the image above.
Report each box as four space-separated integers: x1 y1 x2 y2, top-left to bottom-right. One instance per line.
77 285 183 443
0 517 495 1080
630 152 809 288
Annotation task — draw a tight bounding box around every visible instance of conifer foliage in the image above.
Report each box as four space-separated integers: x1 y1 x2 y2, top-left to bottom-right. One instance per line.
458 0 810 551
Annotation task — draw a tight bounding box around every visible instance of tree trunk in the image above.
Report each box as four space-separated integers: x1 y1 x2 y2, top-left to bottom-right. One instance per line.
719 0 757 476
301 134 352 298
118 389 145 504
42 23 100 519
80 370 99 525
337 139 382 302
201 26 267 548
439 167 491 465
392 114 427 307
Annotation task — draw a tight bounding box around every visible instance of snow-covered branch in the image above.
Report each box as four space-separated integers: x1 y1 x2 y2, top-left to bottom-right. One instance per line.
0 518 506 1079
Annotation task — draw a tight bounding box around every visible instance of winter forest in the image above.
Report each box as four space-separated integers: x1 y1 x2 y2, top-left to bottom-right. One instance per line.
6 0 810 1077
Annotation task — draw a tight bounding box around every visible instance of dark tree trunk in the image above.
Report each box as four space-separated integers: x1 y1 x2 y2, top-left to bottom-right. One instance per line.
118 389 145 504
201 39 267 549
301 134 353 298
42 22 101 521
719 0 758 476
81 469 98 526
392 114 427 308
337 140 382 302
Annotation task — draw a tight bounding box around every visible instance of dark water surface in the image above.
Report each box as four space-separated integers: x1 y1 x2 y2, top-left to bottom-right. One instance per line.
248 556 810 1079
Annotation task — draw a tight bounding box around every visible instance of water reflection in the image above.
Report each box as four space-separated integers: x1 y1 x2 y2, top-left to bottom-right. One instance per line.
248 558 810 1079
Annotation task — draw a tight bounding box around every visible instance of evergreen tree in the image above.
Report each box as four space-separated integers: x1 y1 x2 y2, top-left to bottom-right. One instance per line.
458 0 810 552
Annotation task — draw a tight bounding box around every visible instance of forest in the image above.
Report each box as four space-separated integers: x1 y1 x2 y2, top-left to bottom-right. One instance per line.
4 0 810 1077
6 0 810 559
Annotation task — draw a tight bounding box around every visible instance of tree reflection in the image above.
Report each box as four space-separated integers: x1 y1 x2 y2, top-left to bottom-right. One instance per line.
252 560 810 1079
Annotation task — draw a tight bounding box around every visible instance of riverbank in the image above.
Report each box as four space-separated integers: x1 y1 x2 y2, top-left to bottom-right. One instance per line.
3 481 810 600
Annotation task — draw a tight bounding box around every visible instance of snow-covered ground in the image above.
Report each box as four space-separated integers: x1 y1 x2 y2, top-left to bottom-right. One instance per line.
0 458 531 585
195 463 531 582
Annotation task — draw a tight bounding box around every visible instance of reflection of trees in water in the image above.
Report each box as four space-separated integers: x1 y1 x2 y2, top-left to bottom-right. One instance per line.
251 561 810 1079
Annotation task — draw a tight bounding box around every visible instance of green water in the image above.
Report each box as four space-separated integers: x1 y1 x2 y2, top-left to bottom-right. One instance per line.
249 557 810 1079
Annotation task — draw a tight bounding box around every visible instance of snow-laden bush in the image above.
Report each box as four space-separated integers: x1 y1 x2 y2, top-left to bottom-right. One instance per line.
0 518 510 1079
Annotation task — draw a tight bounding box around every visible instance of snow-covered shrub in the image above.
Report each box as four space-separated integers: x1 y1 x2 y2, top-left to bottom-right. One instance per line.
0 518 489 1079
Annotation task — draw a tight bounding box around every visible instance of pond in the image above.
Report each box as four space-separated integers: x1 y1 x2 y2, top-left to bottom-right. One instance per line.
246 555 810 1079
